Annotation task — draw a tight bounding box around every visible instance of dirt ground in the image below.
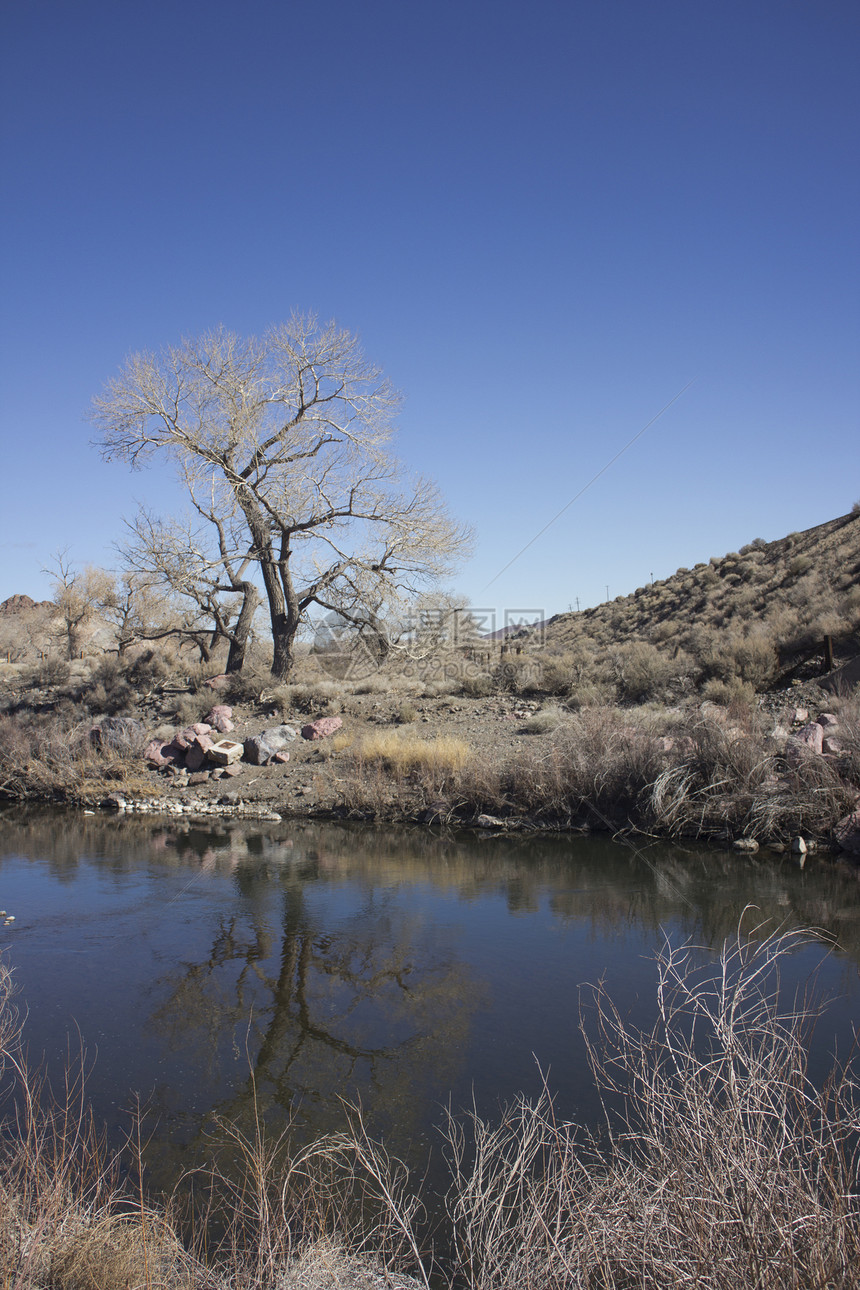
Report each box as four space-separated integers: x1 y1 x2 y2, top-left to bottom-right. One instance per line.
131 673 838 825
136 686 552 817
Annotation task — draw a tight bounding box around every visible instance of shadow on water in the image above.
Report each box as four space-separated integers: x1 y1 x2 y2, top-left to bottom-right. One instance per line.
1 806 859 1206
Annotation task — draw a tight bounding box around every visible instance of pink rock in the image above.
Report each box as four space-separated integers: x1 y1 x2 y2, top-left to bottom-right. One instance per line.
185 734 215 771
272 750 291 763
791 708 810 724
205 704 234 733
144 739 172 767
816 713 839 729
301 716 343 741
172 724 211 749
823 736 844 755
833 810 860 856
145 739 184 767
204 674 230 690
793 723 823 754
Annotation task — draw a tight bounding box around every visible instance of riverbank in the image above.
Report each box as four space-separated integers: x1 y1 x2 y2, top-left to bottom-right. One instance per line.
2 668 859 860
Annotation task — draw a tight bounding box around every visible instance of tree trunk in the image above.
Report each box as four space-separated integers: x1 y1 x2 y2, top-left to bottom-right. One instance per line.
225 583 260 673
238 496 293 679
257 554 292 679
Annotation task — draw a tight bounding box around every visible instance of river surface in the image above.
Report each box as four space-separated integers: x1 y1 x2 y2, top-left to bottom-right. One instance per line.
1 808 859 1201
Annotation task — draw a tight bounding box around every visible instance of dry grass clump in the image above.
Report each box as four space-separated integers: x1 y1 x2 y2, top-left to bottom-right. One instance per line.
455 708 665 825
351 675 389 695
279 681 345 714
521 706 566 734
332 734 473 815
0 961 195 1289
610 640 691 702
166 690 218 727
355 732 471 775
421 678 460 698
644 710 858 841
459 672 496 698
700 676 757 707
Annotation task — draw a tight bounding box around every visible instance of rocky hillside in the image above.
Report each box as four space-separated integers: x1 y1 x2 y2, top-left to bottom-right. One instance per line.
505 510 860 705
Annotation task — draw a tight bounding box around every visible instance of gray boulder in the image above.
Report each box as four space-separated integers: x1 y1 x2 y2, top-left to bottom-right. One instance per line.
243 724 299 765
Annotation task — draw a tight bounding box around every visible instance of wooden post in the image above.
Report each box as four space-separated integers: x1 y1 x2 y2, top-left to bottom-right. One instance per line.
823 635 834 673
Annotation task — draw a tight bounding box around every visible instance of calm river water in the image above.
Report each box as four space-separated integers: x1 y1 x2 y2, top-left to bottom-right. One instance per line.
1 808 859 1199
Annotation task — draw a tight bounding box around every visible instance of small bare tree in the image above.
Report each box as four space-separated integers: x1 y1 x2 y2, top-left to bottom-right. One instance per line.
120 501 262 672
43 551 110 660
94 570 157 656
92 315 472 679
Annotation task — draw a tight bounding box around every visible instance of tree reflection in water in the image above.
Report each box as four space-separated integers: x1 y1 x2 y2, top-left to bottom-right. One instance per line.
1 809 858 1204
145 838 484 1187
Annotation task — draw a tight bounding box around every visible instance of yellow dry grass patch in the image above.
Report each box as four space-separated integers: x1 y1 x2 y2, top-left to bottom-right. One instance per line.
356 731 471 774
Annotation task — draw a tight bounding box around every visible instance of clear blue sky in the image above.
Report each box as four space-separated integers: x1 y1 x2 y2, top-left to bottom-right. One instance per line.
1 0 858 627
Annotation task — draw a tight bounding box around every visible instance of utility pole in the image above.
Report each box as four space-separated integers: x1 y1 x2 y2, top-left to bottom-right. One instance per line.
575 597 580 612
606 585 610 601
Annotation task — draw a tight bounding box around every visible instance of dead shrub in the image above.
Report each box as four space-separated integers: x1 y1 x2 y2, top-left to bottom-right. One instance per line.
78 656 137 715
443 926 860 1290
167 691 217 728
611 641 679 702
0 710 156 803
701 676 757 707
455 709 665 825
284 681 345 713
460 672 496 698
643 710 857 841
223 664 278 705
25 657 71 689
536 651 591 695
122 648 170 693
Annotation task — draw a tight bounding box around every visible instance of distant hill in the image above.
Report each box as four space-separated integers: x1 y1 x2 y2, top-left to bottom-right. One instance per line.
0 594 57 664
0 594 54 615
506 511 860 705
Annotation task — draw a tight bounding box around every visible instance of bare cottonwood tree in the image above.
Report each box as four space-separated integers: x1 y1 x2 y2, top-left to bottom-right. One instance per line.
91 315 472 679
